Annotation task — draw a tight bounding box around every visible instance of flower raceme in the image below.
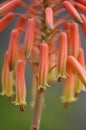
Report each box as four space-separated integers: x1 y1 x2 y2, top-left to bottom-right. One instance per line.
1 0 86 112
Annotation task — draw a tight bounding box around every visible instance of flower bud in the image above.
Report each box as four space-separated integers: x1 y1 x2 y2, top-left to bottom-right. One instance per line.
45 7 54 29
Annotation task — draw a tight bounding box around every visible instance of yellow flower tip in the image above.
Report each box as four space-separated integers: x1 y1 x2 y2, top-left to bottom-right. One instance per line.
0 91 5 96
61 95 77 104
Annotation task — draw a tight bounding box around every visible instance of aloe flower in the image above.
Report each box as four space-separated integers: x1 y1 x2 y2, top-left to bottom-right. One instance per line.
15 60 26 112
1 0 86 130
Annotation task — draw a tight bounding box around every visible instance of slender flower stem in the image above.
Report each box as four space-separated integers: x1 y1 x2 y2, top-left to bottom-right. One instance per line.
30 90 44 130
30 2 48 130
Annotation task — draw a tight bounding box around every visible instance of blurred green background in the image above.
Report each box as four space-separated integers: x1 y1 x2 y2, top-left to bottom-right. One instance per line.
0 0 86 130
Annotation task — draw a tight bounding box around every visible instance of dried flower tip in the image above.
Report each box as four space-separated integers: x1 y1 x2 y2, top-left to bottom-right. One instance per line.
24 18 36 58
0 12 15 32
45 7 54 29
63 1 83 23
20 105 24 112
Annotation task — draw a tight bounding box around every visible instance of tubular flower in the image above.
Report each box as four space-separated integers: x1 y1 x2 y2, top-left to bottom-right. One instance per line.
0 0 22 17
74 2 86 14
74 48 86 97
38 42 49 92
0 12 15 32
69 22 80 58
63 1 83 23
1 51 14 99
15 60 26 112
24 18 36 58
61 66 76 108
45 7 54 29
76 0 86 6
57 32 68 81
8 29 19 71
48 42 56 85
80 14 86 37
67 56 86 86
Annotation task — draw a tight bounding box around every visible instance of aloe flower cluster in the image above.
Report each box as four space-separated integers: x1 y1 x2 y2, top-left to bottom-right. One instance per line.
1 0 86 129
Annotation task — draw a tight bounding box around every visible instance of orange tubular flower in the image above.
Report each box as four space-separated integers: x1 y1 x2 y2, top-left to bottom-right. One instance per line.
67 56 86 86
80 14 86 37
61 66 76 108
45 7 54 29
69 22 80 58
74 2 86 14
15 16 27 30
63 1 83 23
76 0 86 6
1 51 14 99
24 18 36 58
0 12 15 32
15 60 26 112
57 32 68 81
8 29 19 71
0 0 22 17
38 42 49 92
74 48 86 97
48 42 56 85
